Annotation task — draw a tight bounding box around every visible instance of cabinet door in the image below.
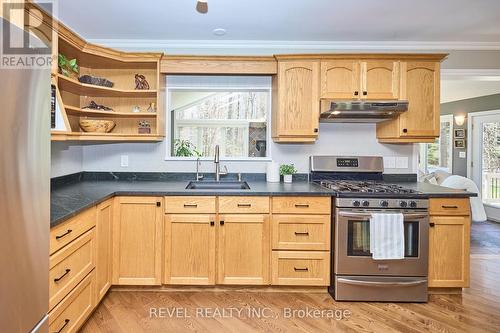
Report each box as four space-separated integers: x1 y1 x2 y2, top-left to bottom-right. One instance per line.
274 61 320 139
320 60 360 99
95 199 113 303
360 60 400 100
218 214 270 285
164 214 216 285
112 197 163 285
399 61 440 137
428 215 470 288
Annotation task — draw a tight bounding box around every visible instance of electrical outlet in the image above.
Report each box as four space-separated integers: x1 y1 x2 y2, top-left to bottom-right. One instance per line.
396 157 409 169
120 155 129 167
383 157 396 169
459 151 466 158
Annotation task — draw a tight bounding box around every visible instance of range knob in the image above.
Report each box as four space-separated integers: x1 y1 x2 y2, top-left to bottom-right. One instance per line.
379 200 389 207
362 200 370 207
399 201 408 208
352 200 361 207
409 201 417 208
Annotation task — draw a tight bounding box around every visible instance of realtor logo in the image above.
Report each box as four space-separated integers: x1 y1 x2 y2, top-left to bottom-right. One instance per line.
1 1 54 68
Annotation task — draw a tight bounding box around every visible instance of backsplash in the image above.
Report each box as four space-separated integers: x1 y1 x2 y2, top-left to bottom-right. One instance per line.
51 123 417 177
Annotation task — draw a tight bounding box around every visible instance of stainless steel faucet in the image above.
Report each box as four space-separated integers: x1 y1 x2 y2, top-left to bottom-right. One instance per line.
214 145 227 181
195 157 204 181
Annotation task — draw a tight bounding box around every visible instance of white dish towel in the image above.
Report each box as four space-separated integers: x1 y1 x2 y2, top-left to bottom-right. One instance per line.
370 213 405 260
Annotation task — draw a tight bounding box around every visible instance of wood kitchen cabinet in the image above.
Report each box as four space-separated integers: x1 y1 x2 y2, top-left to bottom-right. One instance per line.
164 214 216 285
321 59 399 100
112 196 163 285
95 199 113 302
376 61 441 143
218 214 270 285
272 60 320 143
428 198 471 288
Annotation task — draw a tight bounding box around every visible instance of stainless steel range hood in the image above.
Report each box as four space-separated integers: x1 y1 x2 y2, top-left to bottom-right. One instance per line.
320 99 408 123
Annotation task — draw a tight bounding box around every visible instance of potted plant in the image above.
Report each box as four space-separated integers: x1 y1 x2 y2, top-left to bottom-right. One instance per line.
280 163 297 183
174 139 201 157
58 53 79 78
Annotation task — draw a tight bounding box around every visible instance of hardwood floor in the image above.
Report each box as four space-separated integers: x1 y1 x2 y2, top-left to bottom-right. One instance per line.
81 222 500 333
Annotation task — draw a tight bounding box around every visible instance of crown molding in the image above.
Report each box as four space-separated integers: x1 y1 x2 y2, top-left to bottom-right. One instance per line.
86 39 500 53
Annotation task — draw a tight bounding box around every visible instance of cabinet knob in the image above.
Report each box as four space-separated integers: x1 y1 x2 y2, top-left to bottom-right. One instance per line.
363 91 368 96
220 220 225 226
429 222 435 227
354 91 359 96
156 202 161 207
210 221 215 226
402 128 408 133
314 128 319 133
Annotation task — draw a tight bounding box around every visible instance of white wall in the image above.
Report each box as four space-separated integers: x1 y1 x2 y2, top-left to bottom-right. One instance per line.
51 142 83 177
80 123 416 175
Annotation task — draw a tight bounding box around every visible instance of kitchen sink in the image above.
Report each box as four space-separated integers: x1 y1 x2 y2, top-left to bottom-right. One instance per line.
185 181 251 190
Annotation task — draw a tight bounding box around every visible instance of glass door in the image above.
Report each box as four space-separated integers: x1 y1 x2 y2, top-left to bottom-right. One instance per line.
471 111 500 207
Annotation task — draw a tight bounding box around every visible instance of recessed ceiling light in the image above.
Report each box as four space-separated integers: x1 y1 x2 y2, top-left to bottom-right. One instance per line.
196 0 208 14
213 28 227 36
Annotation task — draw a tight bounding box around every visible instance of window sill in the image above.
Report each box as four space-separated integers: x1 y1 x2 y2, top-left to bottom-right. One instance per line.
164 156 272 162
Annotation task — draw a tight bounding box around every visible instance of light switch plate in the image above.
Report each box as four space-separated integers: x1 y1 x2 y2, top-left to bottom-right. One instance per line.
383 157 396 169
459 151 466 158
120 155 129 167
396 157 409 169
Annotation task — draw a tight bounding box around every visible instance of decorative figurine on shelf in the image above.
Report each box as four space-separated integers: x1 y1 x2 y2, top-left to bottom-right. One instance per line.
82 101 113 111
132 106 141 113
147 102 156 113
134 74 150 90
138 120 151 134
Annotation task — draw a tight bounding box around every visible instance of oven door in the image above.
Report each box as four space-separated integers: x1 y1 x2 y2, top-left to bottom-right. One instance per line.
334 209 429 276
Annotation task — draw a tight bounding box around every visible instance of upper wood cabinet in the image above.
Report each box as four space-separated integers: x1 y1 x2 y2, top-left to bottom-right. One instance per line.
95 199 113 303
320 60 399 100
376 61 441 143
272 61 320 143
112 197 163 285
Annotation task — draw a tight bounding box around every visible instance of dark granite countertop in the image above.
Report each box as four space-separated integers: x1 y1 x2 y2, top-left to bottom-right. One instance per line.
51 174 476 228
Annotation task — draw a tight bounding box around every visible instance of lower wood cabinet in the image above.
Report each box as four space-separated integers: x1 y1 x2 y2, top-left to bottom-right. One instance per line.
218 214 270 285
164 214 216 285
95 199 113 302
428 215 470 288
428 198 471 288
112 196 163 285
271 251 329 286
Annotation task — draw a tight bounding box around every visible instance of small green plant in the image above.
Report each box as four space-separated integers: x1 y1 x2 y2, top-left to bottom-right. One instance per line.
174 139 201 157
58 53 79 77
279 163 297 175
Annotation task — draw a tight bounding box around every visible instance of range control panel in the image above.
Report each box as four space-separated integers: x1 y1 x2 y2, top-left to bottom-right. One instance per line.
336 158 359 168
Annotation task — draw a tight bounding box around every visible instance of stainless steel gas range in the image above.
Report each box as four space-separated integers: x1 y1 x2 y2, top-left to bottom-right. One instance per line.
310 156 429 302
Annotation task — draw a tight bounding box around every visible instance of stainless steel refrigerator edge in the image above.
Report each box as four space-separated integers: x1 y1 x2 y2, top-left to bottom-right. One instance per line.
0 19 50 332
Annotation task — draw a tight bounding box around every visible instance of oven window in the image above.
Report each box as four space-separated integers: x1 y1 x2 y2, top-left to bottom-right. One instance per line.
347 220 420 257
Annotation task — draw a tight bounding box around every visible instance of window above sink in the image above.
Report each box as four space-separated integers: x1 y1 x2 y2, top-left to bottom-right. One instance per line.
165 75 272 161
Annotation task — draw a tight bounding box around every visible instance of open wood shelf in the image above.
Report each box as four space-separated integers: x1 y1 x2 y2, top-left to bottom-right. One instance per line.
57 74 157 98
51 131 163 142
64 105 157 118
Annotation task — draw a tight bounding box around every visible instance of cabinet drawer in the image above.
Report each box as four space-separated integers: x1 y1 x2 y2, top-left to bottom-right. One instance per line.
50 207 96 255
272 251 329 286
49 229 95 311
48 270 95 333
429 198 470 216
272 197 331 214
272 215 330 251
165 196 216 214
219 196 270 213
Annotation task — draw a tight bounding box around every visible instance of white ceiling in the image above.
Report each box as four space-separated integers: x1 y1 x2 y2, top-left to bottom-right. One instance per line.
441 80 500 103
53 0 500 43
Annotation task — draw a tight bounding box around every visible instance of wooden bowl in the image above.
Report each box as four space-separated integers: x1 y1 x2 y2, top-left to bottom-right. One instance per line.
79 119 116 133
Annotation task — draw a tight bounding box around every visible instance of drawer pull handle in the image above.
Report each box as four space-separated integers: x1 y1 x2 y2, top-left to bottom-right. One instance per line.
184 204 198 208
55 229 72 240
54 269 71 283
295 204 310 208
237 203 252 208
294 267 309 272
442 205 458 209
294 231 309 236
54 319 70 333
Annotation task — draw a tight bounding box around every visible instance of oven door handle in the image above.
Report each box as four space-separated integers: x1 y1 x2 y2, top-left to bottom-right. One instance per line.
337 277 427 287
338 211 428 220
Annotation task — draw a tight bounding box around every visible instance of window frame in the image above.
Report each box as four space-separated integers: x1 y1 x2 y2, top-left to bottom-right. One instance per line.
419 114 454 174
165 83 272 161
